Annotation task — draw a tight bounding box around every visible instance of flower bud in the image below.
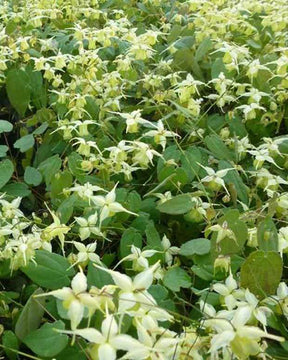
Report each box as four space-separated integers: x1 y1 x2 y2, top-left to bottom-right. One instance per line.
214 255 231 273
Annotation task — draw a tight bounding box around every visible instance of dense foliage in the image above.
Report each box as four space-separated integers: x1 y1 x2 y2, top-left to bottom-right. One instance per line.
0 0 288 359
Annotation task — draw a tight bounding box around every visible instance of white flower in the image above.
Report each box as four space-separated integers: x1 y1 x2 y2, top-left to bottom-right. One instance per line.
69 183 105 202
0 197 24 219
131 141 162 168
236 103 266 121
116 245 158 271
37 271 89 330
268 282 288 317
235 289 272 327
204 309 283 358
72 137 102 156
143 120 179 149
199 165 232 195
161 235 180 266
72 241 101 265
245 59 270 80
60 314 141 360
92 184 137 223
213 273 238 310
248 148 282 169
122 320 180 360
95 262 159 312
207 221 237 247
118 109 151 133
74 213 103 240
41 208 70 252
278 227 288 254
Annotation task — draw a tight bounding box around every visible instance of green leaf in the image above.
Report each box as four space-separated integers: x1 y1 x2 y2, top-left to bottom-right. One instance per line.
211 57 230 78
1 182 31 197
6 69 31 117
0 120 13 133
145 221 162 249
257 216 278 252
0 145 8 157
23 321 68 358
15 288 45 341
5 19 17 35
24 166 42 186
173 36 195 50
180 147 201 181
120 228 142 258
148 285 169 303
205 134 235 161
227 115 247 138
211 209 248 257
21 250 75 290
163 267 191 292
33 122 48 135
191 264 214 281
195 37 212 62
240 250 282 299
2 331 19 360
158 166 188 190
26 67 47 109
180 238 211 256
57 195 76 223
87 262 113 288
0 159 14 189
157 194 195 215
219 160 249 204
0 259 10 278
14 134 35 153
56 345 87 360
51 170 73 200
38 155 62 185
68 152 84 178
173 48 194 73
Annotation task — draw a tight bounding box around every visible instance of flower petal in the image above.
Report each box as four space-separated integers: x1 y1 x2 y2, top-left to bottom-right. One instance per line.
98 343 116 360
71 272 87 294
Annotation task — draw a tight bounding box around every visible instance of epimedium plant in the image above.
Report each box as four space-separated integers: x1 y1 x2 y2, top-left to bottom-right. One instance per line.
0 0 288 359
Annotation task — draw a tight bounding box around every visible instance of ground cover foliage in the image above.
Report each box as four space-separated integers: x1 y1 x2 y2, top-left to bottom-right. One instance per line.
0 0 288 359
